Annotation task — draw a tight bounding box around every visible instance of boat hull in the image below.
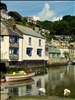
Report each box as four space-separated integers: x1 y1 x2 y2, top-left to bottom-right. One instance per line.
68 60 75 65
5 72 35 82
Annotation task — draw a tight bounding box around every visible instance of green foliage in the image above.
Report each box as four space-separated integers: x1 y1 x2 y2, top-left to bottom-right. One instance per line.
8 11 22 22
63 51 69 59
0 2 7 11
46 35 54 42
37 15 75 36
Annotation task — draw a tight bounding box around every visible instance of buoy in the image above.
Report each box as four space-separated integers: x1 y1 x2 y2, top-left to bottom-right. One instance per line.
1 79 5 83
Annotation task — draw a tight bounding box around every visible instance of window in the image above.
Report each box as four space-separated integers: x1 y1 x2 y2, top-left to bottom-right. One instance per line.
26 85 32 92
52 53 56 58
29 37 31 45
49 46 52 50
54 47 57 50
49 53 51 58
9 36 19 43
36 79 41 88
39 39 41 46
15 36 19 43
37 49 42 57
9 48 18 55
57 53 60 58
26 48 32 56
45 47 48 52
0 36 4 42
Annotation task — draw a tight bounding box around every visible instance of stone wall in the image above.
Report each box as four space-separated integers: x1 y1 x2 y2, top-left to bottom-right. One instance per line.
47 58 68 65
9 60 45 68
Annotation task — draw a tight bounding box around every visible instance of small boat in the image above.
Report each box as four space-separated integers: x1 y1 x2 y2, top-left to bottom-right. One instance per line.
5 71 35 82
72 60 75 65
68 60 75 65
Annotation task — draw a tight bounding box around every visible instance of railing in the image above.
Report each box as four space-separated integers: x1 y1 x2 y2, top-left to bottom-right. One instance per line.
9 55 19 60
49 49 60 53
9 43 19 47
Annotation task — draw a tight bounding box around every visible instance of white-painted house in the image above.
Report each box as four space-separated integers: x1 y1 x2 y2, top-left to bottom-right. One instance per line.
1 23 46 67
1 23 23 68
58 45 69 58
16 24 46 66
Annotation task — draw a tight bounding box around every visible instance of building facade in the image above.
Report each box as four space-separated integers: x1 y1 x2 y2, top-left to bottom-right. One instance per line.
16 25 46 66
69 45 75 60
0 22 46 68
45 44 61 64
26 17 37 24
0 23 23 68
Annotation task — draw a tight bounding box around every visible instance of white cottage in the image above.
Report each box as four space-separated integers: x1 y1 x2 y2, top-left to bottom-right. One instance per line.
16 24 46 66
0 23 23 69
1 22 46 68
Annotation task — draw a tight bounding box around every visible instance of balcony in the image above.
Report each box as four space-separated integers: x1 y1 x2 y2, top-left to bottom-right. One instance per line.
9 43 19 48
49 49 60 53
9 55 19 60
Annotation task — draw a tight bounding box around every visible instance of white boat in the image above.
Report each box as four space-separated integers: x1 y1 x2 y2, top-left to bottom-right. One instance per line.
5 71 35 82
68 60 75 65
72 60 75 65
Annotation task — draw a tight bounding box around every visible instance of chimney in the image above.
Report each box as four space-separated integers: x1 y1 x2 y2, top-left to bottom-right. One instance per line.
7 18 15 28
13 23 16 30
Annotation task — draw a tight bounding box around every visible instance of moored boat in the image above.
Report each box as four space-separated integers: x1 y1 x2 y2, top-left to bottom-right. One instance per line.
68 60 75 65
5 71 35 82
72 60 75 65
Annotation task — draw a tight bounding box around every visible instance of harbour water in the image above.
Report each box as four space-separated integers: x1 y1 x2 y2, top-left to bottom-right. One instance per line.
2 65 75 98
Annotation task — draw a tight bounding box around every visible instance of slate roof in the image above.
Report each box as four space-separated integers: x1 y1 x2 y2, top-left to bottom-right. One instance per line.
16 24 45 39
1 23 22 37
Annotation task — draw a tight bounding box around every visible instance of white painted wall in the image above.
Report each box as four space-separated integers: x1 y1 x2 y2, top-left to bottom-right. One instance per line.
23 35 45 60
1 35 45 61
1 36 9 60
19 38 23 61
59 48 69 58
1 36 23 62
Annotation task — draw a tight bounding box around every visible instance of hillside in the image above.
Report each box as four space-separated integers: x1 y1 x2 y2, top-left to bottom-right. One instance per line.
1 2 75 42
8 11 75 37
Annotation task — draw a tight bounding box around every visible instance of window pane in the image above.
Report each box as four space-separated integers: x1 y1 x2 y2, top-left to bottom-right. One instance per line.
26 48 32 56
37 49 42 56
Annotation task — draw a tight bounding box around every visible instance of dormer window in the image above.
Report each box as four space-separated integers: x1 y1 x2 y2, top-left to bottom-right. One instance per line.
9 36 19 43
29 37 31 45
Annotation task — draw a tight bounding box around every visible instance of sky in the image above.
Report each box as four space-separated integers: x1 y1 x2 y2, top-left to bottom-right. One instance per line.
1 1 75 21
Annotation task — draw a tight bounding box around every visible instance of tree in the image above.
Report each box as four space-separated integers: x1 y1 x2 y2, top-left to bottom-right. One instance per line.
0 2 7 11
51 21 69 35
8 11 22 22
68 27 75 36
63 51 69 60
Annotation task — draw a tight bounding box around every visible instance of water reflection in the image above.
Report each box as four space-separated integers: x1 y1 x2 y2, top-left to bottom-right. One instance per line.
48 65 75 98
4 74 48 96
3 65 75 98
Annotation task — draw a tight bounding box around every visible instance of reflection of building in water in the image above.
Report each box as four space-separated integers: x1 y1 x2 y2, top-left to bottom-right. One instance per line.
66 65 75 81
67 65 75 75
4 74 48 96
48 67 66 91
48 69 60 90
